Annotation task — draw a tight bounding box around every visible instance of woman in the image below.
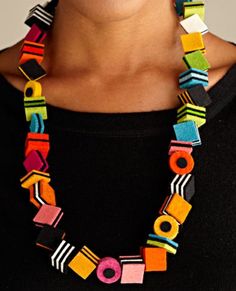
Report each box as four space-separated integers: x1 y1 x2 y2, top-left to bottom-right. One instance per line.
0 0 235 290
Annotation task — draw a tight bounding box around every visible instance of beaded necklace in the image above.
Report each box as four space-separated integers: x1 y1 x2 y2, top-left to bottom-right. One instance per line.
19 0 212 285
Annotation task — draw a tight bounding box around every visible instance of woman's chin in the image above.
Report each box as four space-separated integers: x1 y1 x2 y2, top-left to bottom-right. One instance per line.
67 0 149 23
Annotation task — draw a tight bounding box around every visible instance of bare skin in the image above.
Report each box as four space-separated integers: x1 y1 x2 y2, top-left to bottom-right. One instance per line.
0 0 236 113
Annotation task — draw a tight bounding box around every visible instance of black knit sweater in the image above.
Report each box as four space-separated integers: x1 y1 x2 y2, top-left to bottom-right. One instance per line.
0 63 236 291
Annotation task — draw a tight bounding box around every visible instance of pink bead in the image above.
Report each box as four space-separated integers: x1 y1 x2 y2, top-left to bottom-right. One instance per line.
119 255 145 284
23 150 48 172
168 140 193 155
96 257 121 284
25 24 47 43
33 204 64 228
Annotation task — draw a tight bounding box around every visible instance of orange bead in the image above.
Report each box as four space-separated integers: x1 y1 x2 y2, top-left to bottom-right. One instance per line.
142 247 167 272
165 193 192 224
153 215 179 240
169 151 194 175
25 132 50 159
29 180 56 208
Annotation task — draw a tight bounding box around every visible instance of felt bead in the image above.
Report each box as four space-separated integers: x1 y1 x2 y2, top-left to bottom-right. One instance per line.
119 255 145 284
168 140 193 155
159 195 171 215
44 0 59 13
178 85 212 107
23 150 48 172
51 240 76 273
173 120 201 146
25 24 47 43
25 4 54 30
33 204 64 227
183 1 205 21
24 80 42 97
181 32 205 54
36 225 65 251
183 50 211 71
20 170 50 189
169 151 194 175
179 68 208 89
96 257 121 284
146 234 178 255
24 96 47 121
29 180 56 208
177 103 206 128
30 113 45 133
165 193 192 224
175 0 192 16
153 215 179 240
68 246 100 280
180 14 208 34
142 247 167 271
25 132 50 159
18 59 46 81
19 40 45 65
171 174 195 202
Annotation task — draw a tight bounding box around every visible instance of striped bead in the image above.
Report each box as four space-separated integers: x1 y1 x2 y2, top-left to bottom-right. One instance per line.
25 24 47 43
29 180 56 208
30 113 45 133
179 68 208 89
177 103 206 128
25 4 54 30
68 246 100 279
25 132 50 159
51 240 76 273
146 234 178 255
171 174 195 202
178 85 212 107
183 1 205 21
24 96 47 122
19 41 45 65
20 170 50 189
168 140 193 155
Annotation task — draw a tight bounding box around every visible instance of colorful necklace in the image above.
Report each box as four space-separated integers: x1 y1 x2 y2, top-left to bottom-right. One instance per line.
19 0 212 285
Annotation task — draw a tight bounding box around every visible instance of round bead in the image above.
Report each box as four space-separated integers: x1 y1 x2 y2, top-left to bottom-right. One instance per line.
153 215 179 240
169 151 194 175
24 80 42 97
96 257 121 284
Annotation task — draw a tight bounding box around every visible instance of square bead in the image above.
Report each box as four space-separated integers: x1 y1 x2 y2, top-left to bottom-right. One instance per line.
146 234 179 255
29 180 56 208
25 4 54 30
24 96 47 121
142 247 167 271
183 50 211 71
19 41 45 65
23 150 48 172
20 170 50 189
175 0 192 16
173 120 201 146
68 246 100 279
177 103 206 128
51 240 76 273
179 68 208 89
181 32 205 54
180 14 208 34
168 140 193 155
36 225 65 251
171 174 195 202
119 255 145 284
18 59 46 81
178 85 212 107
33 204 63 227
165 193 192 224
183 1 205 21
25 132 50 159
25 23 47 43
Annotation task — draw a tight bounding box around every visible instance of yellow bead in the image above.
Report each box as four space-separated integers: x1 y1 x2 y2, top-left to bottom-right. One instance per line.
181 32 205 54
24 80 42 97
153 215 179 240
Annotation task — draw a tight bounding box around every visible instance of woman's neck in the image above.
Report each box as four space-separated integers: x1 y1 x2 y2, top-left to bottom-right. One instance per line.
45 0 181 77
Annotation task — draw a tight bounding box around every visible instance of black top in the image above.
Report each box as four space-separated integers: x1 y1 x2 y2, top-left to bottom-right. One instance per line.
0 63 236 291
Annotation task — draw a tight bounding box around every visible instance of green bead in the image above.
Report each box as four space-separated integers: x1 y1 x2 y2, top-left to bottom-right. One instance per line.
183 50 211 71
183 1 205 21
24 96 47 121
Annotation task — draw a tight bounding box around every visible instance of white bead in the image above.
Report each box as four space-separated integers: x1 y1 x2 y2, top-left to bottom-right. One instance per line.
180 14 208 35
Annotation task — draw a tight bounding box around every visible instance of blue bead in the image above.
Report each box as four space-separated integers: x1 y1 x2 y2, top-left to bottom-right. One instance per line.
29 113 45 133
179 68 209 89
148 234 179 248
175 0 192 16
173 121 201 146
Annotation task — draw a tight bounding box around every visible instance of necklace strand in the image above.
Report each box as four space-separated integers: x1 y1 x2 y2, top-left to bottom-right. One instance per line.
19 0 212 285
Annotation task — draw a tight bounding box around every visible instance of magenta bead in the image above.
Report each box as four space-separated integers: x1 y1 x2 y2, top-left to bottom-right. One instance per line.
23 150 48 172
96 257 121 284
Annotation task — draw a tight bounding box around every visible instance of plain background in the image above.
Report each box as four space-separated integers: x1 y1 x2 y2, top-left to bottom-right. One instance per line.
0 0 235 50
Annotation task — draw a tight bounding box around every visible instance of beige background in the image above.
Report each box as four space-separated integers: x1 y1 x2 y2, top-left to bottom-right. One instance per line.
0 0 235 50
